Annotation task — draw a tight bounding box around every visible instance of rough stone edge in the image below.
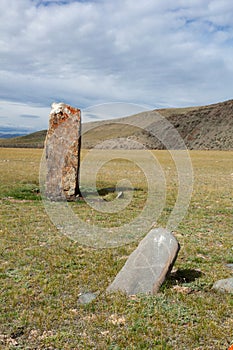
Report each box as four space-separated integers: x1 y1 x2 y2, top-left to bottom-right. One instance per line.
153 236 180 293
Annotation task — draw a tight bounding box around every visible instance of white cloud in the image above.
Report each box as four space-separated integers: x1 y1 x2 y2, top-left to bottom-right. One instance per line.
0 101 50 131
0 0 233 131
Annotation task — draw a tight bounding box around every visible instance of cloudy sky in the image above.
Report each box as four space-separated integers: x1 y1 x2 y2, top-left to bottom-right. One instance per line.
0 0 233 134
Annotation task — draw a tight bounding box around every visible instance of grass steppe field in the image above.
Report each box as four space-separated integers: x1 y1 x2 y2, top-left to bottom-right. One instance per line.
0 148 233 349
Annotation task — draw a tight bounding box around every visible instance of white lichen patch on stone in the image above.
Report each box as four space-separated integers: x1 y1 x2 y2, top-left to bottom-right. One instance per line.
50 102 66 115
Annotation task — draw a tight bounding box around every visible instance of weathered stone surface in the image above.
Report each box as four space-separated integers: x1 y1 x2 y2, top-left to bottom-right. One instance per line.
107 228 180 295
212 278 233 293
44 102 81 201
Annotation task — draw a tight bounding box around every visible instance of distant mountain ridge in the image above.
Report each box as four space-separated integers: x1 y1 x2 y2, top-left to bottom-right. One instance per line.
0 99 232 150
0 133 25 139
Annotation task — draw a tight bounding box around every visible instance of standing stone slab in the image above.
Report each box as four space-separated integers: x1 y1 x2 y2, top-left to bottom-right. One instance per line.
107 228 180 295
44 102 81 201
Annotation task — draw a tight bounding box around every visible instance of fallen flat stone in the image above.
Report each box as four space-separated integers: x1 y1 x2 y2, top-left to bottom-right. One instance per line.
44 102 82 201
212 278 233 293
107 228 180 295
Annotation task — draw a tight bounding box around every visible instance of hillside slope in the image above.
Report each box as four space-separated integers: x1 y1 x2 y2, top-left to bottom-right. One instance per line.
0 130 47 148
0 99 232 150
158 99 233 150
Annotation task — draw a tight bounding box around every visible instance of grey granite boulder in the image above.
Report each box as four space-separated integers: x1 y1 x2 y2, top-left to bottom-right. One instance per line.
107 228 180 295
212 278 233 293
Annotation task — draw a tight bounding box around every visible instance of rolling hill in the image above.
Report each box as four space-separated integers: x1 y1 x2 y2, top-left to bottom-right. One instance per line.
0 99 232 150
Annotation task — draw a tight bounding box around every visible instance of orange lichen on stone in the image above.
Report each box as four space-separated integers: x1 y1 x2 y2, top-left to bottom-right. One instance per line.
47 103 81 134
66 104 81 118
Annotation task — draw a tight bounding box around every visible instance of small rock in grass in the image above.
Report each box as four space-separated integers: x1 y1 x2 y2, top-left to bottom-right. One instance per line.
78 292 97 304
226 264 233 272
212 278 233 293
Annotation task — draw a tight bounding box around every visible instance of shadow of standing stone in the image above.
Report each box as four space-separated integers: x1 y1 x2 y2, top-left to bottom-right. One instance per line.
107 228 180 295
44 103 82 201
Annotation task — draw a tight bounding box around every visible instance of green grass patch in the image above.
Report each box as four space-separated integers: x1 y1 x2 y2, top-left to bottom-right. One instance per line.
3 183 41 200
